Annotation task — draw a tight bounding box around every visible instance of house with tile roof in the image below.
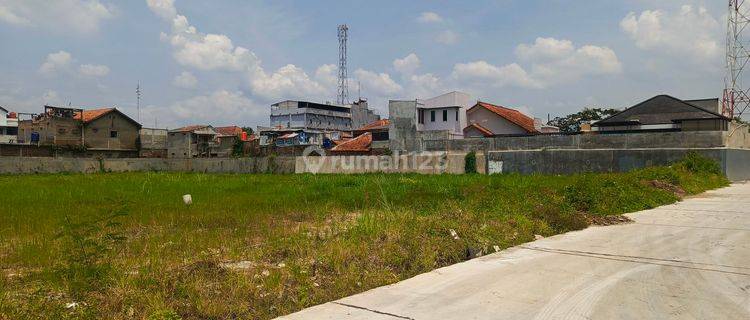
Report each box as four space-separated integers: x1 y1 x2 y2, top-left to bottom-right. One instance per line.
464 102 543 137
592 95 731 133
330 132 373 155
17 106 141 157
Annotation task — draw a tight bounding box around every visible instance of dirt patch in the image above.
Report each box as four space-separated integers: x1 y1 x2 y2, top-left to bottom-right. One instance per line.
646 180 686 198
588 215 633 226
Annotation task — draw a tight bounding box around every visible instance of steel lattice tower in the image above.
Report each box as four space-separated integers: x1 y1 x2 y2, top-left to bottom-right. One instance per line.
723 0 750 118
337 24 349 105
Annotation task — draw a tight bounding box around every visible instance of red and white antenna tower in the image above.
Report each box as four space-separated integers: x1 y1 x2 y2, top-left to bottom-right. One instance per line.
723 0 750 118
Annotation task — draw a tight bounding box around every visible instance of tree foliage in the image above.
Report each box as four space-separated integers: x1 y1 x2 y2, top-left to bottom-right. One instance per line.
548 108 620 133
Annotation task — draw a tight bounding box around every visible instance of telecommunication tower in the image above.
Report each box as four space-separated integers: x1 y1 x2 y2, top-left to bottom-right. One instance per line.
723 0 750 118
337 24 349 105
136 82 142 122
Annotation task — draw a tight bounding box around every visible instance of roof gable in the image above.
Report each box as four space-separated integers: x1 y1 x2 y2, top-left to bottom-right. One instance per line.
331 132 372 152
463 123 494 137
468 102 538 133
74 108 142 128
595 95 728 126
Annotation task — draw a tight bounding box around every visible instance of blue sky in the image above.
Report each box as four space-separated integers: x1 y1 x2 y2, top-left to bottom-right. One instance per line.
0 0 727 128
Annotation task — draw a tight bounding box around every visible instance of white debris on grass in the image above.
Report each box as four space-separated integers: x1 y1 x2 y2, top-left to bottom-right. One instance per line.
220 261 257 270
493 245 501 253
449 229 460 240
534 234 544 240
182 194 193 205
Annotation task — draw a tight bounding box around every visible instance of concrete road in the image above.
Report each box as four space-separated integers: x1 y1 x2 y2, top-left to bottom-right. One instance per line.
279 183 750 320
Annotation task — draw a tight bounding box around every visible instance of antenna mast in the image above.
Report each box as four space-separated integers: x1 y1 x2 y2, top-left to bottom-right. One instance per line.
136 82 142 123
723 0 750 118
337 24 349 105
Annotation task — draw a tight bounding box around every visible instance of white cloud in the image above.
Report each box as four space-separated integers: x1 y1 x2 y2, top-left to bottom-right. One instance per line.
407 73 443 98
393 53 422 76
38 51 73 76
621 5 721 63
0 0 114 34
516 37 575 62
354 69 403 96
417 12 443 24
0 89 63 113
166 90 264 125
435 30 459 45
250 64 327 100
78 64 110 77
452 61 541 89
173 71 197 88
515 37 622 85
147 0 329 101
145 0 176 20
314 64 338 88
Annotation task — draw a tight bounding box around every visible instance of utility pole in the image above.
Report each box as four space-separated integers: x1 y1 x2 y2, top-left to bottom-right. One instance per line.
337 24 349 105
136 82 142 123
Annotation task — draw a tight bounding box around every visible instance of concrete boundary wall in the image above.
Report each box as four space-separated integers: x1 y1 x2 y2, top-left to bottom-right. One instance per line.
486 148 750 181
294 153 486 174
424 131 738 152
0 157 296 174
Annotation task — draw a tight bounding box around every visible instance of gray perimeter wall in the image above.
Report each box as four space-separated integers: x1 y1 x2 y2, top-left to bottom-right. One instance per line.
486 148 750 181
0 157 297 174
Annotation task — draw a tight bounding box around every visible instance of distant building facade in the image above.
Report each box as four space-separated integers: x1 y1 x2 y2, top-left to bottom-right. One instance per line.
350 99 381 130
139 128 168 158
17 106 141 157
0 107 18 144
270 100 353 133
418 91 473 139
167 125 218 158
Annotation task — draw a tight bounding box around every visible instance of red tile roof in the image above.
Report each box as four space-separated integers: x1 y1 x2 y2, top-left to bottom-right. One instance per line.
463 123 494 137
356 119 389 131
214 126 243 136
469 102 538 133
73 108 115 123
331 132 372 153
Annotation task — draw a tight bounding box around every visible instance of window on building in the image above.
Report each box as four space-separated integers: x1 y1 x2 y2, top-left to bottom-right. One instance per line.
443 110 448 122
110 130 118 138
431 110 436 122
456 110 459 121
418 110 424 124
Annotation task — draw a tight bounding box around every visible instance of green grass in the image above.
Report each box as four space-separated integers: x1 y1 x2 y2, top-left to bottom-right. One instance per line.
0 154 728 319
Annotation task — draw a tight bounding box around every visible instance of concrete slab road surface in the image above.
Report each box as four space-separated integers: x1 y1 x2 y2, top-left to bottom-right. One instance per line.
278 183 750 320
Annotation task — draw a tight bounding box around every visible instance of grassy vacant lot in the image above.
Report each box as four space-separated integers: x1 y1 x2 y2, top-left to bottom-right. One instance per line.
0 154 728 320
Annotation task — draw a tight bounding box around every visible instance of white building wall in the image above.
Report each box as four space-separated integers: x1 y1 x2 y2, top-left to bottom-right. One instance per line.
419 91 473 138
467 107 528 135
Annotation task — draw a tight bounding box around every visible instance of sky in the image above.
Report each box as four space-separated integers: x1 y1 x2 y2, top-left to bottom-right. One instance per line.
0 0 729 128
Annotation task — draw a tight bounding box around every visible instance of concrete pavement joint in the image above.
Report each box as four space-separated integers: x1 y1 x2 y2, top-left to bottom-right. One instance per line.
519 246 750 270
518 246 750 276
634 222 750 232
331 302 416 320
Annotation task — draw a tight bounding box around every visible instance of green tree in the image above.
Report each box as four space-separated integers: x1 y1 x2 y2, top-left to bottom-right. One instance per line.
548 108 620 133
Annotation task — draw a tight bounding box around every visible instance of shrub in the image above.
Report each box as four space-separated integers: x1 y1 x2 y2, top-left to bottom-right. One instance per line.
678 152 721 174
464 152 477 174
55 205 128 299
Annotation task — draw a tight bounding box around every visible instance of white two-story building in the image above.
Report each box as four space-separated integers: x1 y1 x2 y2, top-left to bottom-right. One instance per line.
0 106 19 144
417 91 473 139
